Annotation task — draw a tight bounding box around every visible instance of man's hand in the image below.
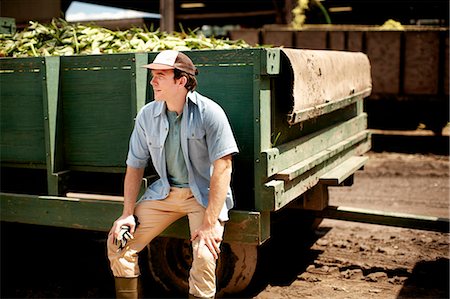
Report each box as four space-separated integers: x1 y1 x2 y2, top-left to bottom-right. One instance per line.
109 214 137 246
114 225 134 251
191 221 223 260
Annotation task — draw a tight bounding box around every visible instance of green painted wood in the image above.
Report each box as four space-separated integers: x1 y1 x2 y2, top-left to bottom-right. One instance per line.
287 92 370 125
133 53 149 112
261 135 371 211
0 192 268 244
42 56 68 195
42 56 62 173
259 90 272 152
0 58 46 165
0 17 16 34
0 192 121 231
319 156 368 185
184 48 260 66
262 113 368 178
262 48 281 75
0 162 46 170
254 84 273 213
275 130 369 182
60 54 135 168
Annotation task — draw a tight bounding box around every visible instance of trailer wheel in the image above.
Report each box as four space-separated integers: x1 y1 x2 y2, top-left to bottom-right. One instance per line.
147 237 258 296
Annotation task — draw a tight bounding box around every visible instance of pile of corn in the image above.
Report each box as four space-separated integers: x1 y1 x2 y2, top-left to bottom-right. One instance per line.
380 19 404 30
0 18 251 57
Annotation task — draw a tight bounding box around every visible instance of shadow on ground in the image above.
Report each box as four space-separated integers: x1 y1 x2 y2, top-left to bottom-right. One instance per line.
397 258 450 299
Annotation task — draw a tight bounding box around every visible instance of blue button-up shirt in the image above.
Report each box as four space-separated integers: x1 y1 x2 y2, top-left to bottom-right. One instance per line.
126 91 239 221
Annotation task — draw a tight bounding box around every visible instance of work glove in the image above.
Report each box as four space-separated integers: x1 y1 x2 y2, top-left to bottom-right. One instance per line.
114 215 139 252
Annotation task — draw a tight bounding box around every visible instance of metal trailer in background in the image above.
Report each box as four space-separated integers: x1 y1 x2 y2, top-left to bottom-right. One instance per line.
2 48 372 295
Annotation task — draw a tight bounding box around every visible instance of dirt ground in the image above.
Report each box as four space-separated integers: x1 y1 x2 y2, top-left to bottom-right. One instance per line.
254 152 449 299
1 151 449 299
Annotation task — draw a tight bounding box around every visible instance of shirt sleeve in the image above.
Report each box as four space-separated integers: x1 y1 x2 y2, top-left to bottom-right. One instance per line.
204 102 239 162
126 110 150 168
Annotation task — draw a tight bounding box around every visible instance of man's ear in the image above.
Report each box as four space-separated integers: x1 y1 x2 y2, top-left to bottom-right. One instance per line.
178 76 188 88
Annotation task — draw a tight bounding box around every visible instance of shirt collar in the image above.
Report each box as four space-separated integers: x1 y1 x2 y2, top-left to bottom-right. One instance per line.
187 90 198 105
153 101 166 117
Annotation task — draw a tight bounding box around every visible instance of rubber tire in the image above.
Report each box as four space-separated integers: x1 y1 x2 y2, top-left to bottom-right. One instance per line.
146 237 258 297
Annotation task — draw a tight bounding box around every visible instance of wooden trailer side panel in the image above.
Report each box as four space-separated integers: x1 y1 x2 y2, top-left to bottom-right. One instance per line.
0 58 47 167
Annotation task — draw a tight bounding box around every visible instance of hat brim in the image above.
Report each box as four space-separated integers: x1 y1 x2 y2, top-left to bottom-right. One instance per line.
141 63 175 70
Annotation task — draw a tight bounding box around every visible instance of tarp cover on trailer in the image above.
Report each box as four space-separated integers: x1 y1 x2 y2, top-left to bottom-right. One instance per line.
281 48 372 125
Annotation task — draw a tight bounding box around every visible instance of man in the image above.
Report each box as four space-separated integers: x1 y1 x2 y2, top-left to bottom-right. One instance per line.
107 50 239 299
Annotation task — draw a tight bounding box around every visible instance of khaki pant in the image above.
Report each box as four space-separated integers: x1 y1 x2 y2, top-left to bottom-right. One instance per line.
107 187 224 298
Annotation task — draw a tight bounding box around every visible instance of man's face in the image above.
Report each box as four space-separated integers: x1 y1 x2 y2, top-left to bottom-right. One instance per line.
150 69 180 101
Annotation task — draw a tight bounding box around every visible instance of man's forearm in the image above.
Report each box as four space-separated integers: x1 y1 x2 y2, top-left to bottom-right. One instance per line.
122 166 145 216
204 156 232 226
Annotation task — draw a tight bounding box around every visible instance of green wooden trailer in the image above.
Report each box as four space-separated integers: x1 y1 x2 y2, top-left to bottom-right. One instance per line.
0 48 372 295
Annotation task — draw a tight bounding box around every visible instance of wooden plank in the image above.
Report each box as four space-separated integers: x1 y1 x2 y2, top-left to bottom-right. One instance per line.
159 0 174 32
252 50 270 219
319 156 368 185
133 53 149 114
66 192 124 202
329 31 345 50
60 54 135 168
186 48 259 65
275 131 369 181
366 31 401 94
176 10 277 20
262 113 368 178
0 58 47 165
404 31 440 94
1 192 122 232
229 29 261 46
347 31 364 52
313 206 450 233
261 138 371 211
287 91 370 125
42 56 69 195
263 30 293 47
295 31 327 49
370 129 449 136
42 56 62 174
0 192 267 244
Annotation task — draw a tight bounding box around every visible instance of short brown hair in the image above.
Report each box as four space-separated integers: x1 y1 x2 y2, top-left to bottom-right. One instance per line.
174 68 198 91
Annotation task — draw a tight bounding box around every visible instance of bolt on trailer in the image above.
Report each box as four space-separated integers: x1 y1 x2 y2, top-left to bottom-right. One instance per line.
1 48 372 295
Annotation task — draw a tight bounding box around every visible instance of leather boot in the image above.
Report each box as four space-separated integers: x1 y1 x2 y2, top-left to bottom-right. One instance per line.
114 277 139 299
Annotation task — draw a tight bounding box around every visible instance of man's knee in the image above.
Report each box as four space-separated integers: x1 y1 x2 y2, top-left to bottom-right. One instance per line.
107 237 140 277
193 243 217 266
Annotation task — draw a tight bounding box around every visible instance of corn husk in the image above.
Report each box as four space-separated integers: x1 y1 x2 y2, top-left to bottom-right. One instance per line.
0 18 251 57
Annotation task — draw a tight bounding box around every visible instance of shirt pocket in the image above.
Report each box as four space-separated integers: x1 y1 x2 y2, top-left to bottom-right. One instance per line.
148 135 163 160
187 127 206 140
148 135 162 148
187 127 208 162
